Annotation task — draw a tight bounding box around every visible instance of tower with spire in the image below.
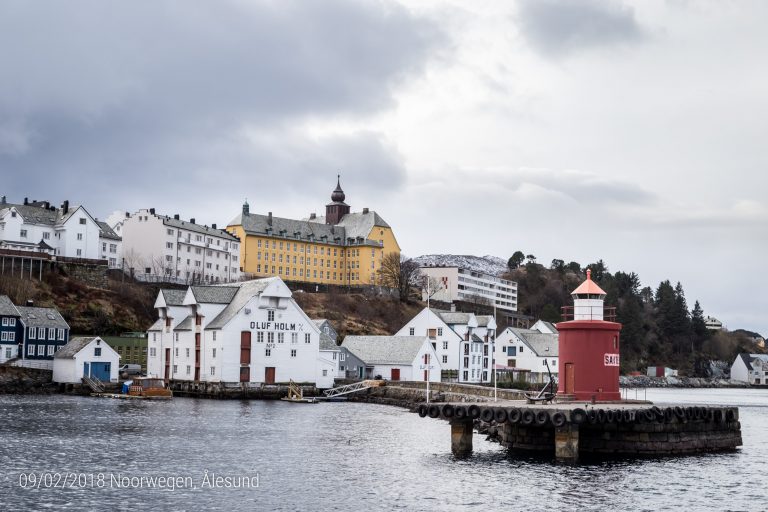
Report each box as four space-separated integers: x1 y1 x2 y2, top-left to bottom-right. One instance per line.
325 175 350 225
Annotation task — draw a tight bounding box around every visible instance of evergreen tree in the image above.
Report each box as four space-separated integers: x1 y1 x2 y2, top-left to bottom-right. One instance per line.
507 251 525 270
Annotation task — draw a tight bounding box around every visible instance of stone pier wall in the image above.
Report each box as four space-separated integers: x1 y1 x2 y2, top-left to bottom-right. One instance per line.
167 380 321 399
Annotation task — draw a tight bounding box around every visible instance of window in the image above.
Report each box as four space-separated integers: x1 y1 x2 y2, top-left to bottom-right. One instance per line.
5 347 11 358
291 333 298 344
291 349 297 357
28 345 35 356
167 229 174 235
166 242 173 249
265 348 272 357
409 328 415 336
186 365 191 375
257 332 264 343
186 348 190 357
10 318 16 326
43 232 50 240
268 310 275 322
442 341 448 350
79 218 86 225
8 332 14 342
462 371 468 381
175 333 179 342
212 348 217 358
109 244 117 253
47 345 55 356
442 355 448 364
150 347 156 357
20 229 27 238
438 328 443 336
57 328 64 340
94 347 102 356
340 353 345 361
210 367 216 376
77 233 83 240
102 242 107 252
305 333 311 344
267 332 274 344
277 333 284 344
0 332 6 341
76 249 82 256
322 369 328 377
213 331 217 341
173 365 178 374
1 318 6 326
519 346 523 353
29 327 36 340
507 347 516 356
175 347 179 356
37 344 45 356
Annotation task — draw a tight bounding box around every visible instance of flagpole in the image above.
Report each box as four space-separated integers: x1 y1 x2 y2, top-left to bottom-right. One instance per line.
493 302 497 402
426 277 430 404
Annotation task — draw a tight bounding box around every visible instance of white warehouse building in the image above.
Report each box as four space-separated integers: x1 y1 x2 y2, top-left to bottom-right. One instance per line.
121 208 241 284
419 265 518 312
146 277 331 387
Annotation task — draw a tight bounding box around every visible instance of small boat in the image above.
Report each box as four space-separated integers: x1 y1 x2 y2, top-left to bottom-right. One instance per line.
280 380 318 404
127 377 173 399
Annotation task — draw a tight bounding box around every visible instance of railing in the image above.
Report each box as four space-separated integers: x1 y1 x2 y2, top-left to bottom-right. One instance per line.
323 380 382 398
82 375 105 393
561 306 617 321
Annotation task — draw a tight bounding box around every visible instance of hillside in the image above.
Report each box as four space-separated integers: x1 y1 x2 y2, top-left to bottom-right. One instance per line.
412 254 508 276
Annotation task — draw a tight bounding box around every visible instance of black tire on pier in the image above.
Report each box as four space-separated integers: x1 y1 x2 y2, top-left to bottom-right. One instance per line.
596 409 607 424
587 409 599 424
418 404 428 418
674 406 686 421
605 410 616 423
428 405 441 418
480 408 495 423
551 411 567 427
507 408 522 424
642 409 656 423
685 406 696 421
454 406 468 419
468 404 481 420
651 406 663 421
521 410 535 425
696 407 707 420
725 409 736 422
535 410 549 426
622 409 635 423
494 408 508 424
442 404 455 419
663 408 674 423
713 409 723 423
570 408 588 425
703 408 713 423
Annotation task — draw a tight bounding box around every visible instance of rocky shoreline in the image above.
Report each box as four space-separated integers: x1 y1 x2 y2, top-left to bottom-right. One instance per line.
619 375 749 388
0 367 58 394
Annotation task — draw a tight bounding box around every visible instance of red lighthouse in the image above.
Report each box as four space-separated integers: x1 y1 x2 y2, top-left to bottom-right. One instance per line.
556 270 622 401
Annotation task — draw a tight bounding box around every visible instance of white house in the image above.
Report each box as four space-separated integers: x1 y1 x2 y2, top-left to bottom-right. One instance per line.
121 208 241 284
341 336 441 382
146 277 329 387
0 197 116 260
395 307 496 384
730 353 768 385
494 327 559 384
96 221 122 269
531 320 558 335
419 265 518 312
318 331 341 387
53 336 121 383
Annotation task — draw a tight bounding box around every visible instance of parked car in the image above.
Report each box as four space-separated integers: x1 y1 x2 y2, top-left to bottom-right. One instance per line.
119 364 142 376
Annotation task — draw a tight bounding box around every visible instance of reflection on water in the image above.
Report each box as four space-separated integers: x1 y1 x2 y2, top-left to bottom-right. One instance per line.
0 388 765 511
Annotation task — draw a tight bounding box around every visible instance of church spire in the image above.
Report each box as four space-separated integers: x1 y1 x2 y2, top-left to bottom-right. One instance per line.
331 174 345 203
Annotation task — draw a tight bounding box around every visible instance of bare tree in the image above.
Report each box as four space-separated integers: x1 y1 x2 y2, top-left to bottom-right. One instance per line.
378 253 420 302
421 275 445 301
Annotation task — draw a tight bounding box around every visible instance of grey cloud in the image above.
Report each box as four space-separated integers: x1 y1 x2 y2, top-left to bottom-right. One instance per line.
0 0 442 214
516 0 645 57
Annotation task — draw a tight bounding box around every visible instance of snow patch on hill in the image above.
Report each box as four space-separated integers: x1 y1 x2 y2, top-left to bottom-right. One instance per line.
412 254 508 277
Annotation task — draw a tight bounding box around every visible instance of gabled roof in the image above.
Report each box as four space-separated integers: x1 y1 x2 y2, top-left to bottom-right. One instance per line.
146 319 164 332
16 306 69 329
475 315 496 328
319 332 339 351
1 204 57 225
160 289 187 307
96 221 121 241
432 309 476 327
471 333 483 342
189 286 238 304
508 328 559 357
205 278 276 330
54 337 116 359
0 295 20 317
231 212 344 243
162 216 239 241
342 336 429 365
175 316 194 331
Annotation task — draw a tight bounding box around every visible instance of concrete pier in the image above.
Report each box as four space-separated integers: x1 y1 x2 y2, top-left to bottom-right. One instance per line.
417 402 742 461
450 420 474 458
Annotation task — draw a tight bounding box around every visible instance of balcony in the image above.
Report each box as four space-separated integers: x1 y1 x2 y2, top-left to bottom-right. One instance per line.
561 305 617 322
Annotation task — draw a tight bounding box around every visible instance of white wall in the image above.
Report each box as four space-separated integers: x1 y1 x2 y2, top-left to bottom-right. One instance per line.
58 207 102 259
494 328 558 382
730 357 750 383
53 338 121 383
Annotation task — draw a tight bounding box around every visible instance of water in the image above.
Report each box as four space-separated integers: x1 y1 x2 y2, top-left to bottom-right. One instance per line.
0 388 765 511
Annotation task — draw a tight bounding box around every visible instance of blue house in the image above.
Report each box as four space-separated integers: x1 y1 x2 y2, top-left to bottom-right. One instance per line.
17 303 70 368
0 295 23 363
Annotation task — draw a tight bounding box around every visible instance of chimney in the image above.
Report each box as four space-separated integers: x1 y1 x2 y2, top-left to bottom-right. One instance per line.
149 208 155 215
44 201 50 209
309 213 316 220
24 197 29 205
26 300 34 307
125 212 130 218
242 200 249 216
268 212 272 226
0 195 5 204
363 207 369 214
174 214 179 220
212 223 217 229
190 218 195 224
450 303 456 312
63 200 69 214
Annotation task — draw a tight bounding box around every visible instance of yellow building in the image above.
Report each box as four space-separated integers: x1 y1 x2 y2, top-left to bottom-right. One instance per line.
227 178 401 286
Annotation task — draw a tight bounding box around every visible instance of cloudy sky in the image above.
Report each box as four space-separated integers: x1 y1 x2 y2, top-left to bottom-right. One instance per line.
2 1 766 335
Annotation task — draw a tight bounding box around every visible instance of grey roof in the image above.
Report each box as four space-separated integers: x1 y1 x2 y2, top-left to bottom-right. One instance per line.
147 319 164 332
205 278 275 330
190 286 238 304
0 295 20 317
96 221 121 241
16 306 69 329
539 321 558 333
476 315 494 327
161 215 239 241
175 316 194 331
741 353 768 370
471 333 483 342
1 203 58 225
54 337 99 359
319 332 339 351
160 289 186 307
432 309 474 325
312 319 329 327
230 209 387 247
510 328 559 357
342 336 427 365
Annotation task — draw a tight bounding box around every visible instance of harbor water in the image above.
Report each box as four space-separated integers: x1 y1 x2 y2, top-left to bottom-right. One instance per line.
0 388 765 511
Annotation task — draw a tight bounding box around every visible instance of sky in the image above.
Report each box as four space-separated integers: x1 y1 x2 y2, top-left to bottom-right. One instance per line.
1 0 766 335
